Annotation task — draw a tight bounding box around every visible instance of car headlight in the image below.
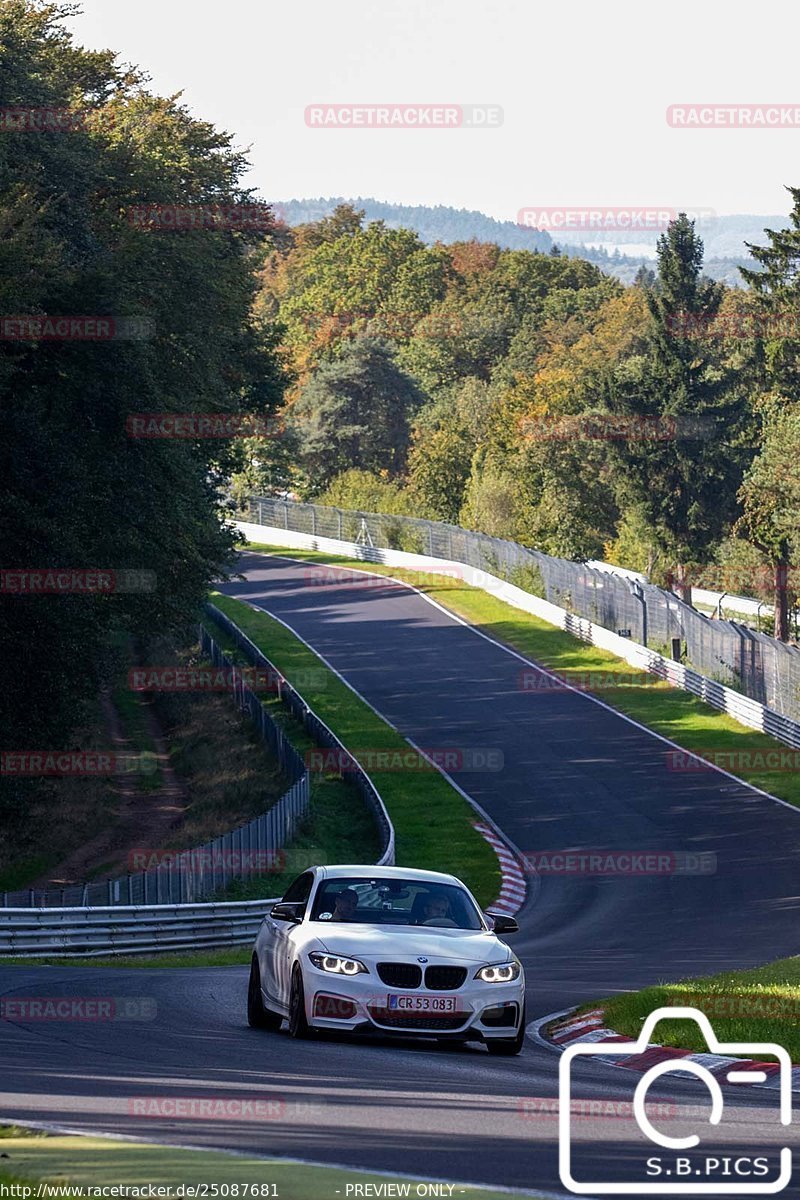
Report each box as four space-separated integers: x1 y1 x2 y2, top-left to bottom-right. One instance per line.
308 951 369 975
475 961 521 983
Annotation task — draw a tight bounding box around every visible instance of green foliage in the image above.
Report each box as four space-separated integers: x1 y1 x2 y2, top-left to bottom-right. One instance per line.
603 215 752 581
292 336 425 493
318 468 417 515
0 1 284 761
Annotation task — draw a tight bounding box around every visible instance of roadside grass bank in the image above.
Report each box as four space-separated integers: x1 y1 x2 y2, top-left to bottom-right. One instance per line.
0 1132 544 1200
240 544 800 809
208 593 501 906
143 635 290 849
575 955 800 1061
0 947 252 968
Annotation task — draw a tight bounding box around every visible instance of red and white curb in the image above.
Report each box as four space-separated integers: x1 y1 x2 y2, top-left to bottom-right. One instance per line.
473 821 527 914
534 1006 800 1094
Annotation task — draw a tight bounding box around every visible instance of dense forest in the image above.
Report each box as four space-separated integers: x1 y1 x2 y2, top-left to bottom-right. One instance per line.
240 201 800 642
4 0 800 781
274 198 778 285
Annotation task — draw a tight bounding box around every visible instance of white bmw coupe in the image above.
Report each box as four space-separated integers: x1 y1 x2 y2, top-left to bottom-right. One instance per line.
248 864 526 1054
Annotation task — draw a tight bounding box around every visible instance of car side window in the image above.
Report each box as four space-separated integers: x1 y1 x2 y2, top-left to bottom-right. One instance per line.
281 871 314 906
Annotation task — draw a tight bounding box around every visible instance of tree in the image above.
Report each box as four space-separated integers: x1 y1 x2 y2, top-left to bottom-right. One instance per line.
736 189 800 635
0 0 284 756
737 396 800 639
291 337 425 493
604 215 750 602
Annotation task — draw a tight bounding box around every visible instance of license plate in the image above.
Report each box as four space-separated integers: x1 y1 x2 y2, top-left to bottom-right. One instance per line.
387 994 456 1013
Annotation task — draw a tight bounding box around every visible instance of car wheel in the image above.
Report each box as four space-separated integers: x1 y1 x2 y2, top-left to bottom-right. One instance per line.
287 965 311 1038
485 1005 526 1056
247 956 282 1031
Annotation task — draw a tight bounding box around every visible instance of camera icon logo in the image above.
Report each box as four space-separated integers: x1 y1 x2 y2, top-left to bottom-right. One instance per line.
559 1006 792 1194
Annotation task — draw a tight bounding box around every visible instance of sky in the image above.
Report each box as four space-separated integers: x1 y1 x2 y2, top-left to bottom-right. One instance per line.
65 0 800 224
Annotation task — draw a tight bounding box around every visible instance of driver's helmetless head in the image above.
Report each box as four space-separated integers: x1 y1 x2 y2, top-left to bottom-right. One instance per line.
333 888 358 916
423 895 449 918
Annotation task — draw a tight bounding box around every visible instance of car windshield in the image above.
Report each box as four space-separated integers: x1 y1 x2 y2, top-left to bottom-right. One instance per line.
310 877 484 930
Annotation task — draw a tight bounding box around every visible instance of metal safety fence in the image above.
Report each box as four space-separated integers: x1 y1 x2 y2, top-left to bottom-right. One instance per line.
1 626 310 909
204 602 395 867
244 496 800 722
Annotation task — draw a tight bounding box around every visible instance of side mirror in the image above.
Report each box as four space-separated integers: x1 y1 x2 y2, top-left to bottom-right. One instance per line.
270 901 305 923
487 912 519 935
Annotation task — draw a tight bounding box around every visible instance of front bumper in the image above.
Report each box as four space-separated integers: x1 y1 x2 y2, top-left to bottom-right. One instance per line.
304 964 525 1040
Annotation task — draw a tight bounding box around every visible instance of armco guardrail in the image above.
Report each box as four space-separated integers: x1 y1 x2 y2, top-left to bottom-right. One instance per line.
0 899 275 958
240 496 800 722
0 607 395 955
205 602 395 867
236 499 800 753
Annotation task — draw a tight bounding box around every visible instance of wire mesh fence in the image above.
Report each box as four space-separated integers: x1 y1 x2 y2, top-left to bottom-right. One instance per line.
244 495 800 722
1 626 310 909
205 602 395 866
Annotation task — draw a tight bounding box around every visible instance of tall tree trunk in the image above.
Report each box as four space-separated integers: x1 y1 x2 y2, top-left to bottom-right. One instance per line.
774 557 790 641
675 563 693 606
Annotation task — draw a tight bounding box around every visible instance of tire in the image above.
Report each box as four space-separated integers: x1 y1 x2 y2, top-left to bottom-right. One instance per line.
287 965 312 1039
248 956 282 1031
485 1005 526 1056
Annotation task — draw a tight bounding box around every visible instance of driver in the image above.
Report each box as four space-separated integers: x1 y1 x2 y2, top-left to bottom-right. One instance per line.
331 887 359 921
420 894 450 923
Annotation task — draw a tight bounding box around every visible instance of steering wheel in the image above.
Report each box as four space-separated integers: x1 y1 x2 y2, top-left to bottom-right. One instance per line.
421 917 459 927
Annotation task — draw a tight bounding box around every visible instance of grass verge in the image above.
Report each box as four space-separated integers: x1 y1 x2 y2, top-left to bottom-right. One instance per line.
208 592 500 907
0 1132 543 1199
241 543 800 809
578 955 800 1061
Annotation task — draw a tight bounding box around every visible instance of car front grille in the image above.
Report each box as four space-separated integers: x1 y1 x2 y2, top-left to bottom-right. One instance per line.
367 1007 467 1031
424 965 467 990
377 962 423 988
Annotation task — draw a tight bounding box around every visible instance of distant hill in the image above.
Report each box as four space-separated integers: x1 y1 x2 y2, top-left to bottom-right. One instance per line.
273 198 783 287
274 197 555 254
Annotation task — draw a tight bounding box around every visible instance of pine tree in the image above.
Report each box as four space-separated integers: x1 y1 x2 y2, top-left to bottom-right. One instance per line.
605 215 750 603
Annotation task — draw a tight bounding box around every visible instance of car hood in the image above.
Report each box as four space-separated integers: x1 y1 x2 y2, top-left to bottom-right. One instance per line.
313 923 512 964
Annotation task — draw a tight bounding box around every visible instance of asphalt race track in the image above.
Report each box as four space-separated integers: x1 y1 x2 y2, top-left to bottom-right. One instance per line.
2 550 800 1196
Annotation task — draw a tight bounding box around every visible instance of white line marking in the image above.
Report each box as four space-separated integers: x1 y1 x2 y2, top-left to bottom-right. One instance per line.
728 1070 768 1084
242 549 800 817
0 1117 566 1197
231 591 530 912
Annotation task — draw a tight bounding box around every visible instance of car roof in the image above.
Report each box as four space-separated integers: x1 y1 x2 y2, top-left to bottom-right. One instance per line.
314 864 463 886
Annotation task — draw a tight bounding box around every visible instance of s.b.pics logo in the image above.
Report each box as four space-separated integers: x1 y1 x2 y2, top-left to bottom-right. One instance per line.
559 1007 792 1194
